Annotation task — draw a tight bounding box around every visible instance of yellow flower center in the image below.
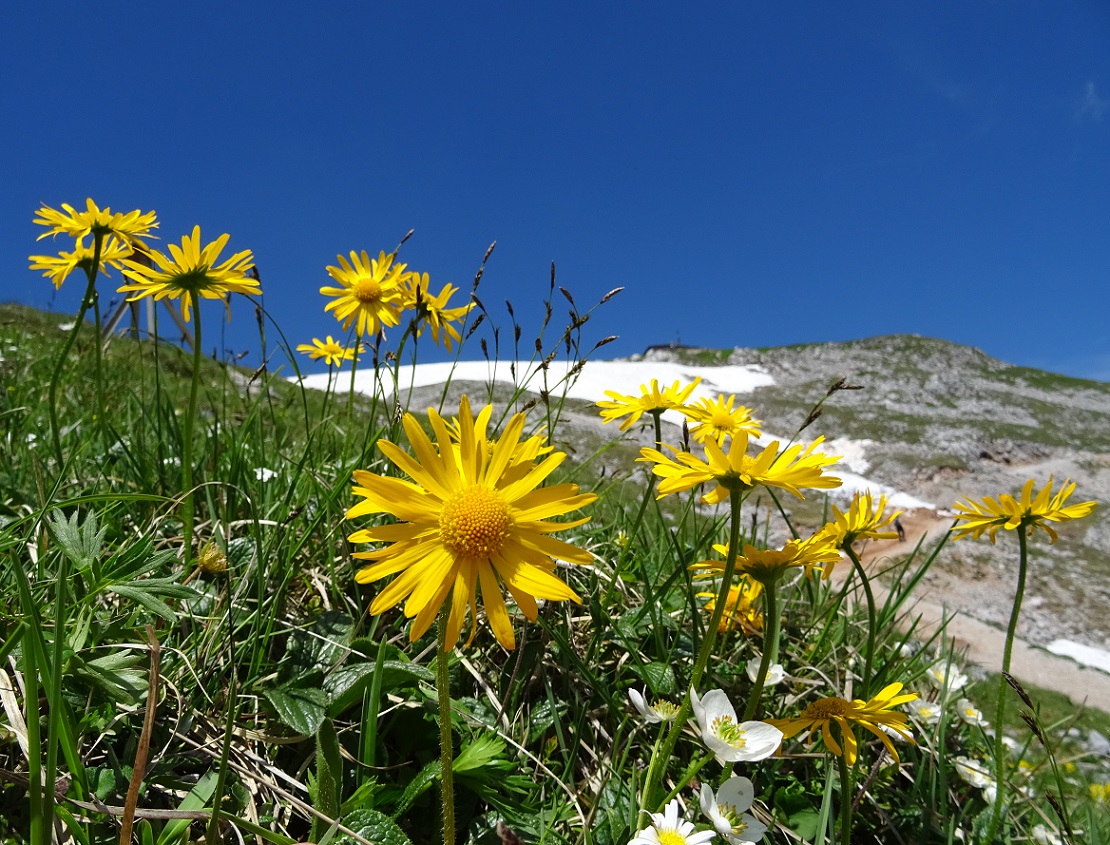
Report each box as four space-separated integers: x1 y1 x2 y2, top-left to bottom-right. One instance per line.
657 832 686 845
439 485 511 560
353 275 383 304
802 696 852 719
711 715 748 748
710 410 734 430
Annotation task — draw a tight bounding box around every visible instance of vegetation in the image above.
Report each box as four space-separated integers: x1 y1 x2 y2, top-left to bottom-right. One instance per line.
4 204 1109 845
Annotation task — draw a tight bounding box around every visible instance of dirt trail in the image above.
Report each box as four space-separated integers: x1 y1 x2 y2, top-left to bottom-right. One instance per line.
847 509 1110 708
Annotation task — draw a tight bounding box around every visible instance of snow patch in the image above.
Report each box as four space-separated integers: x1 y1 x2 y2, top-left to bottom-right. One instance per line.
1046 640 1110 675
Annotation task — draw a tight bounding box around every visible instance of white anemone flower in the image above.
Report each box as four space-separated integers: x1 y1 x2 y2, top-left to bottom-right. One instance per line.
629 688 679 723
925 663 968 696
1031 824 1063 845
699 776 768 843
630 798 716 845
745 657 785 686
956 698 988 727
906 697 941 725
691 688 782 765
953 755 993 789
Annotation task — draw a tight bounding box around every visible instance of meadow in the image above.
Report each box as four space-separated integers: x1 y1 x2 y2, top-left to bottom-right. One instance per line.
3 200 1108 844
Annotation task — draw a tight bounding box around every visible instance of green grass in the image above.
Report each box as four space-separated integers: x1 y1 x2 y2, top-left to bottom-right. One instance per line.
2 292 1107 845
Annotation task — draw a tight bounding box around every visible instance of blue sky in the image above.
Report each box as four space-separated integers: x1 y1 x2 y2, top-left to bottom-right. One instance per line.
3 2 1108 379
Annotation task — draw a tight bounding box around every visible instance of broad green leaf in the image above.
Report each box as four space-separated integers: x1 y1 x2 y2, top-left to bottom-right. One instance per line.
264 686 327 735
331 809 412 845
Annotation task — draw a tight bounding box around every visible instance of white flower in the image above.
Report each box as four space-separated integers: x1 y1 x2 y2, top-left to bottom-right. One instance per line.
630 798 716 845
629 688 679 723
745 657 785 686
1031 824 1062 845
906 697 941 725
955 698 988 727
953 755 993 789
699 776 768 843
254 467 277 482
925 663 968 696
691 688 783 765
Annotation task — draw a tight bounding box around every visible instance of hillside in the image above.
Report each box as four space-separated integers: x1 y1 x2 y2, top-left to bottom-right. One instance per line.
646 335 1110 654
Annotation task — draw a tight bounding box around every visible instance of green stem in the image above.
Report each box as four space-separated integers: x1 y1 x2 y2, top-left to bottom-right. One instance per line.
640 485 743 814
182 305 203 564
985 527 1029 841
47 234 104 465
837 750 853 845
741 576 780 722
206 573 238 843
845 547 877 698
24 624 43 845
437 613 456 845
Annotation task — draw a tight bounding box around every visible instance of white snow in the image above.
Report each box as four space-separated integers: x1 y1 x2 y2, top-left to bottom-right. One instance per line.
294 357 937 508
1046 639 1110 675
299 358 775 426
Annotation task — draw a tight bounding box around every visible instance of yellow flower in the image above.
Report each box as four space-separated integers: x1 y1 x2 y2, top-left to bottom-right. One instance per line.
693 531 841 585
196 542 229 574
347 396 597 650
952 477 1096 544
769 682 917 764
597 377 702 430
29 236 133 289
33 198 158 250
697 576 763 634
683 394 762 445
296 336 361 367
117 226 258 322
639 431 842 505
320 250 408 337
401 272 474 351
828 491 901 549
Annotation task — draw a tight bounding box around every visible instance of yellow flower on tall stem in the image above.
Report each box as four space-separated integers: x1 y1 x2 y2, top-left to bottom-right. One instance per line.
30 236 133 290
347 396 596 651
683 394 762 445
320 249 408 337
597 377 702 431
118 226 258 566
296 336 361 367
33 197 158 250
348 397 596 845
118 225 258 321
694 532 841 586
770 682 917 764
823 490 902 697
952 477 1095 543
640 431 842 504
401 272 474 351
953 477 1095 842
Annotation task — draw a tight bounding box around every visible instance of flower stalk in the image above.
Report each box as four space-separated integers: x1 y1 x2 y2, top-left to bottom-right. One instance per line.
437 612 456 845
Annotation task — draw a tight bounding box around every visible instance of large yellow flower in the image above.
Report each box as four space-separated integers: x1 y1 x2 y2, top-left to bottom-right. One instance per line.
320 250 408 337
117 226 258 322
29 236 133 289
401 272 474 351
347 397 597 650
683 394 762 445
597 377 702 430
33 198 158 250
693 531 841 585
769 682 917 764
296 336 361 367
952 477 1096 544
639 431 842 505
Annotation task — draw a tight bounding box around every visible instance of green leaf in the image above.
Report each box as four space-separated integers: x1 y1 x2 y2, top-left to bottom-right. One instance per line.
108 578 199 623
632 661 677 695
391 759 440 820
324 659 433 715
282 611 354 682
453 734 507 774
331 809 413 845
264 686 327 735
156 770 217 845
311 718 342 842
